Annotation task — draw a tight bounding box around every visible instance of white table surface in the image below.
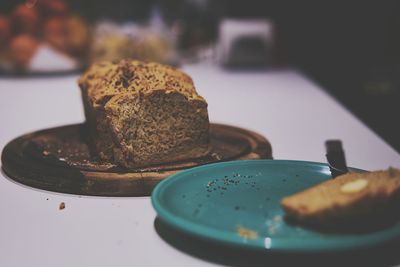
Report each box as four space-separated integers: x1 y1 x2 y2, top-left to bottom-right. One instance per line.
0 64 399 267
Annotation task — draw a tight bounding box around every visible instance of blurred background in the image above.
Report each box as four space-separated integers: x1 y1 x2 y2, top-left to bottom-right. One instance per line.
0 0 399 152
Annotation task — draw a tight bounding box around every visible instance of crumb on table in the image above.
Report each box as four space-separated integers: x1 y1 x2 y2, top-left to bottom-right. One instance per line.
59 202 65 210
236 225 258 239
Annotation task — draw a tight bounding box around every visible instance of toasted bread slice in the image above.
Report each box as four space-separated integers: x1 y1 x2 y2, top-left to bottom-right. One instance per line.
281 168 400 230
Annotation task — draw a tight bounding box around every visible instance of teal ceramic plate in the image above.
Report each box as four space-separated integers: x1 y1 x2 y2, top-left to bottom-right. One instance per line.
151 160 400 252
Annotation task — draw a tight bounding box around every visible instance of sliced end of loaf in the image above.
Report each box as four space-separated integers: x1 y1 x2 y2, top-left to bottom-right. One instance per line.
104 90 210 167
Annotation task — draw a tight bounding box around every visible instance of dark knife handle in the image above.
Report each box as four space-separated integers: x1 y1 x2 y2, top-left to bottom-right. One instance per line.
325 140 348 178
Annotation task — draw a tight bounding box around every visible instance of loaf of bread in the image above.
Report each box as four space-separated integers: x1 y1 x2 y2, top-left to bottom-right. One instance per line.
78 60 210 168
281 168 400 229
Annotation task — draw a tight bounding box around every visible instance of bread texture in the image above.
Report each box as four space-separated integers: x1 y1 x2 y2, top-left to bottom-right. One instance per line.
78 60 210 168
281 168 400 229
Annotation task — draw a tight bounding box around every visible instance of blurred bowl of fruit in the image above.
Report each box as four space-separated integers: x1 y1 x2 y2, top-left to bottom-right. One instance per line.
0 0 91 75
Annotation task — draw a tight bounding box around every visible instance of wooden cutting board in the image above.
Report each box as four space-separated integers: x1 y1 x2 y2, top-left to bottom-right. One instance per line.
1 123 272 196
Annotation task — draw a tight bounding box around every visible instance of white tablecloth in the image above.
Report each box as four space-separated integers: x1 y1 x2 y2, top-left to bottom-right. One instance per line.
0 64 399 267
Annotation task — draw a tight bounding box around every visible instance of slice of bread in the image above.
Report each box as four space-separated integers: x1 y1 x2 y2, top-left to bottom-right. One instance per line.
281 168 400 230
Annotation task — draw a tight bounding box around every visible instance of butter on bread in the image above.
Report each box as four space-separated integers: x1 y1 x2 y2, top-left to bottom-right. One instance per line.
281 168 400 228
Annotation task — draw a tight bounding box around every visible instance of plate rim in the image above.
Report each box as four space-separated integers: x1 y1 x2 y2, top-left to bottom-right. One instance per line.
151 159 400 252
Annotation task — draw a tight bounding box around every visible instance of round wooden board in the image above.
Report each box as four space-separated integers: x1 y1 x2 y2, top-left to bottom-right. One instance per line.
1 123 272 197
